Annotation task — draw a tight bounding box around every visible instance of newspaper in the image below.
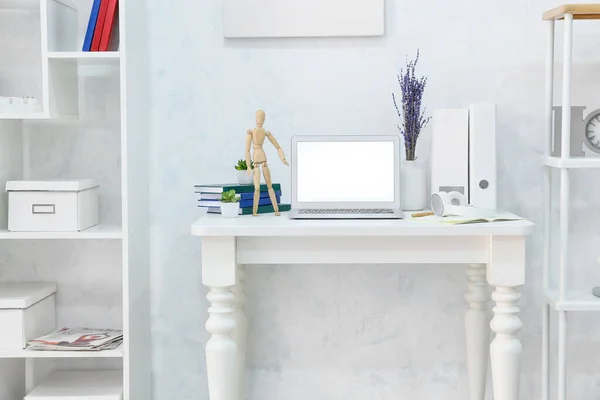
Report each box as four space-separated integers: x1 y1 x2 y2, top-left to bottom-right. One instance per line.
28 327 123 351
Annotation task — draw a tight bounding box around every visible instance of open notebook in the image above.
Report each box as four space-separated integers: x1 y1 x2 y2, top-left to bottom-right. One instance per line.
411 212 523 225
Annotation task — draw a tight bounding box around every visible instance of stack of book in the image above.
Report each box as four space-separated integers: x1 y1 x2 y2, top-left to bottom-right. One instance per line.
195 183 291 215
82 0 119 52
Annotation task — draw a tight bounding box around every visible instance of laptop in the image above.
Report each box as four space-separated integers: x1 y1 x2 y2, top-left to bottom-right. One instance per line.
288 136 404 219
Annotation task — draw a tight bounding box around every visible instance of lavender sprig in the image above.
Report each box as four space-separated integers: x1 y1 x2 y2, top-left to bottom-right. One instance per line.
392 50 431 161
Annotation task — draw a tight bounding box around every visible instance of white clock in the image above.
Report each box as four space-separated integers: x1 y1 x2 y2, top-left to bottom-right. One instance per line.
583 109 600 155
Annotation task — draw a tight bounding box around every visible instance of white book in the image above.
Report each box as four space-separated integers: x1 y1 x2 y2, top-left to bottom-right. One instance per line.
198 200 220 207
197 193 222 200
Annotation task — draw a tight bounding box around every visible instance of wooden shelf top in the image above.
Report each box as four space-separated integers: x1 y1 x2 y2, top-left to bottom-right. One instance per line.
543 4 600 20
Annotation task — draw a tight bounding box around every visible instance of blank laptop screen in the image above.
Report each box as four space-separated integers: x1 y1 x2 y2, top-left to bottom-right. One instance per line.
296 141 395 203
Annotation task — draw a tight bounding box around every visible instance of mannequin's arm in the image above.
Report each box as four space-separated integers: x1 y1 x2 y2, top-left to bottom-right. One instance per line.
245 130 253 175
266 132 289 166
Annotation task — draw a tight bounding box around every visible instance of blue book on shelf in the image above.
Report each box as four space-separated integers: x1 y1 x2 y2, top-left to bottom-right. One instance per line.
198 191 281 201
82 0 103 51
199 196 280 208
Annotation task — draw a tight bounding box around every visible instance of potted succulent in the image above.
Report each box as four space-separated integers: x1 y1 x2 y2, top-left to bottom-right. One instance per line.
392 50 431 211
235 159 254 185
220 189 241 218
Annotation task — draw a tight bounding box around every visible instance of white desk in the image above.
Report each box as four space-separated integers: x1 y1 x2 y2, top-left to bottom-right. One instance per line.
191 213 534 400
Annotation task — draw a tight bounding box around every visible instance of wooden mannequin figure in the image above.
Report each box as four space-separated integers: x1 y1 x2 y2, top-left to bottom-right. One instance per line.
245 110 289 216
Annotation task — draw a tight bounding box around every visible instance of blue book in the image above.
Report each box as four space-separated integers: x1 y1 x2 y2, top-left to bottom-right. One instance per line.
199 196 279 209
198 191 281 201
82 0 103 51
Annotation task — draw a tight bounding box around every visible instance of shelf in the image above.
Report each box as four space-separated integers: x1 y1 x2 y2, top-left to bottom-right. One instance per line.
48 52 120 71
543 4 600 21
48 52 120 78
0 112 49 120
28 370 123 398
545 289 600 311
543 155 600 169
0 225 122 239
47 52 121 60
0 344 123 358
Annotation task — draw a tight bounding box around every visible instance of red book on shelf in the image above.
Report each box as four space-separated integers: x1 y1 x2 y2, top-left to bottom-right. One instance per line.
90 0 109 51
99 0 119 52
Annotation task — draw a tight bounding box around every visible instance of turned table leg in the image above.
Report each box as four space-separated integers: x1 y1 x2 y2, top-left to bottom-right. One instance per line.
202 237 240 400
232 265 247 400
488 236 526 400
490 286 522 400
206 286 237 400
465 264 491 400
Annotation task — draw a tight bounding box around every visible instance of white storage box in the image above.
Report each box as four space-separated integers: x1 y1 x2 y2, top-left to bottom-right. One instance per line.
0 283 57 350
26 370 123 400
6 179 99 232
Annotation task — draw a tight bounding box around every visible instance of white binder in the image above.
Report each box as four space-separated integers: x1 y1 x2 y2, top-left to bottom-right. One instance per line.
431 109 469 196
469 103 497 209
431 105 497 209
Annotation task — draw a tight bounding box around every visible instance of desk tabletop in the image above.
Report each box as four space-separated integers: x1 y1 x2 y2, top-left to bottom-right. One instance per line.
191 212 535 237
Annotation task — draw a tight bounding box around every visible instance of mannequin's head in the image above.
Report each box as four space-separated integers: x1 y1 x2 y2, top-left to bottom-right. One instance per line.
256 110 266 127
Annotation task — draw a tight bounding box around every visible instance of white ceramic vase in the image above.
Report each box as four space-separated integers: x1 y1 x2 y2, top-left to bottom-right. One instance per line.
220 202 240 218
236 170 254 185
400 160 428 211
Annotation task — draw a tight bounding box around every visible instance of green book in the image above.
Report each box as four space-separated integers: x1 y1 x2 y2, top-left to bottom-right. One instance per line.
195 183 281 194
206 204 291 215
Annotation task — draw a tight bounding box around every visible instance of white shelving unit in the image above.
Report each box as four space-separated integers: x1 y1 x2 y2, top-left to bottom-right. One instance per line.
542 5 600 400
0 0 150 399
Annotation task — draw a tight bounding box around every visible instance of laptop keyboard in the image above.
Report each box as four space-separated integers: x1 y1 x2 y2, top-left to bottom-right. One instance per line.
298 209 395 215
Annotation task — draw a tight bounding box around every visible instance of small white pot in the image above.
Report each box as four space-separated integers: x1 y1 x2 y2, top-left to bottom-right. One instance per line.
220 202 240 218
236 170 254 185
400 160 428 211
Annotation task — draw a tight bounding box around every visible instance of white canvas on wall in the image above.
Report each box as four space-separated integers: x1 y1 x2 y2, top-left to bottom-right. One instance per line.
223 0 384 38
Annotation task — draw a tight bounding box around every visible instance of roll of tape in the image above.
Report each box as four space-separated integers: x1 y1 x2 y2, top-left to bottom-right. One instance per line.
447 191 468 207
431 191 495 218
